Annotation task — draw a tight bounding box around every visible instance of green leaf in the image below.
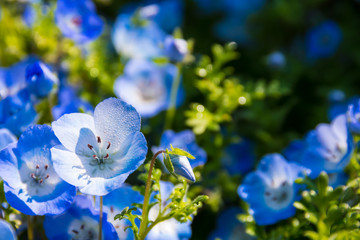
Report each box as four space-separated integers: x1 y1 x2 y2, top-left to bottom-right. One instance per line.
168 145 195 159
163 152 174 174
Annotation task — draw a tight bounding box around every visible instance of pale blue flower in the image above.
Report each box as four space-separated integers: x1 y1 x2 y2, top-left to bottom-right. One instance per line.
0 219 16 240
51 98 148 196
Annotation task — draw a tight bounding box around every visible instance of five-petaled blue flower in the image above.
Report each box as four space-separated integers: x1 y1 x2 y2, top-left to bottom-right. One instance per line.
114 59 184 118
55 0 104 44
238 153 307 225
25 61 58 98
306 20 342 60
146 181 192 240
44 195 118 240
0 125 76 215
51 98 148 196
103 184 143 240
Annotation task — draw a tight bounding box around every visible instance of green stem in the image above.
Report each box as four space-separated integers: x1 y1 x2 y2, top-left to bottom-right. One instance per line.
27 215 33 240
99 196 103 240
139 150 165 240
164 63 182 130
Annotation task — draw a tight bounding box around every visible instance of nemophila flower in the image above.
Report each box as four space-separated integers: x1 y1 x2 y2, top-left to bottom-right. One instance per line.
164 36 188 63
112 13 166 59
152 130 207 169
298 114 353 177
44 195 118 240
238 153 307 225
328 95 359 121
25 61 58 98
103 184 143 239
306 20 342 60
0 57 37 99
208 207 254 240
0 125 76 215
146 181 192 240
52 85 93 120
347 99 360 134
283 139 306 163
55 0 104 44
114 59 184 118
221 139 255 175
266 51 286 69
328 172 348 188
0 219 16 240
0 128 17 150
51 98 148 196
0 89 37 136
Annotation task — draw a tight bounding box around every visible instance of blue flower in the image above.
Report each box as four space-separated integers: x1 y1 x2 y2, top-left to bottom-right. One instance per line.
55 0 104 44
328 95 359 121
0 219 16 240
0 57 37 99
266 51 286 69
146 181 192 240
298 114 353 177
25 61 58 98
238 153 307 225
208 207 254 240
51 98 148 196
112 13 166 59
0 125 76 215
103 184 143 240
283 139 306 163
44 195 118 240
347 99 360 134
0 128 17 151
164 36 188 63
306 20 342 60
328 172 348 188
114 59 184 118
0 89 37 136
52 85 93 120
221 138 255 175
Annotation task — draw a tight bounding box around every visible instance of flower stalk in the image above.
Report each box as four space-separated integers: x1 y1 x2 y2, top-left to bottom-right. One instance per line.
165 63 182 130
99 196 103 240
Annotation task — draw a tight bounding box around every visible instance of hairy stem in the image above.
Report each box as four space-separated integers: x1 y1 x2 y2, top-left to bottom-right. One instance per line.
164 63 182 130
139 150 165 240
99 196 103 240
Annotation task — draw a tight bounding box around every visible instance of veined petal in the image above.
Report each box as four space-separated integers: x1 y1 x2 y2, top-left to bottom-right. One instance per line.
52 113 98 155
94 98 141 153
0 143 22 188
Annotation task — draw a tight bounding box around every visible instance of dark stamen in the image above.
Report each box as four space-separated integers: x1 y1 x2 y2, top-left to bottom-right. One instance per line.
272 197 277 201
93 155 97 159
104 154 109 159
107 142 111 149
44 164 49 170
281 181 286 187
88 144 93 150
72 230 79 234
97 136 101 143
31 173 35 179
39 179 43 184
36 164 40 169
80 224 84 229
45 174 50 179
110 206 114 213
265 191 271 196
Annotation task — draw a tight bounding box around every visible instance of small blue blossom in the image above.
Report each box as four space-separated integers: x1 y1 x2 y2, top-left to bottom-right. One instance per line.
103 184 143 240
146 181 192 240
55 0 104 44
0 219 17 240
221 138 255 175
52 85 93 120
112 13 166 59
283 139 306 163
0 128 17 151
208 207 254 240
0 125 76 215
306 20 342 60
152 129 207 170
114 59 184 118
266 51 286 69
51 98 148 196
238 153 307 225
347 99 360 134
328 95 359 121
25 61 58 98
0 89 37 136
298 114 353 177
44 195 118 240
164 36 188 63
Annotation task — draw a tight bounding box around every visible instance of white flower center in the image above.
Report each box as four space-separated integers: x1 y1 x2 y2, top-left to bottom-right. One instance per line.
68 216 98 240
264 181 294 210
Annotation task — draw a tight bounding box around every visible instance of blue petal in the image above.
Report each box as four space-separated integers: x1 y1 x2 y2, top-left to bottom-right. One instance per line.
52 113 97 154
0 128 17 150
171 155 196 182
0 219 17 240
0 143 22 188
94 98 141 153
